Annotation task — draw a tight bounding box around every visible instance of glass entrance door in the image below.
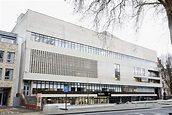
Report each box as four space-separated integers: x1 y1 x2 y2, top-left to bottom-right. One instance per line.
23 85 30 96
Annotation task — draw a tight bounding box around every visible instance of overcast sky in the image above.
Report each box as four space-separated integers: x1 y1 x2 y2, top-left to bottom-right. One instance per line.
0 0 172 56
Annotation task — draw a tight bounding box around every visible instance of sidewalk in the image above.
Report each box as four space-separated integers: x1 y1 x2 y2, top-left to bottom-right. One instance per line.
1 100 172 115
43 101 172 115
0 107 41 115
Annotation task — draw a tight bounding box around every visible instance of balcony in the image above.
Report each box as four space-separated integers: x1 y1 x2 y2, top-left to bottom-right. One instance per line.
148 70 159 78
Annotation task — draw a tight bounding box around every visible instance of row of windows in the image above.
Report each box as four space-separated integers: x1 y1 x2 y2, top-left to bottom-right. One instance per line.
30 49 98 78
0 68 13 80
31 32 157 67
32 81 155 93
0 51 15 63
0 35 16 44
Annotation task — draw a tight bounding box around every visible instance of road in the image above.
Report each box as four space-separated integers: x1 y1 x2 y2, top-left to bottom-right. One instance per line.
72 107 172 115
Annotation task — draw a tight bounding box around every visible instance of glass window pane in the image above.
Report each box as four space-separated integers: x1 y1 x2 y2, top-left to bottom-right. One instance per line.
7 52 15 63
88 46 92 53
39 35 44 42
5 69 13 80
35 34 40 42
43 36 48 44
71 42 75 49
42 81 46 88
31 33 36 41
68 41 72 49
46 82 49 88
33 81 36 88
49 37 55 45
58 39 62 47
1 37 15 44
0 51 4 62
55 39 58 46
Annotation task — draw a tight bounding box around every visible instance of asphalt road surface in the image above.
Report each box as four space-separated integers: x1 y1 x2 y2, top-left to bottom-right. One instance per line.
73 107 172 115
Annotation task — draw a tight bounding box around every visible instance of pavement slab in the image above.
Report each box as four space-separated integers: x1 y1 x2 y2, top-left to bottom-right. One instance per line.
0 107 41 115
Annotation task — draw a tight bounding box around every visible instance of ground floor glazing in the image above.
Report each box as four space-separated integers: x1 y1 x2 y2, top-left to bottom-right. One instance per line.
23 80 161 105
42 96 156 105
23 80 157 95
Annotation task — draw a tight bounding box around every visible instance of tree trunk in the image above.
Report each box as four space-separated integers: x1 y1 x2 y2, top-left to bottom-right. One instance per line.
164 0 172 45
167 12 172 45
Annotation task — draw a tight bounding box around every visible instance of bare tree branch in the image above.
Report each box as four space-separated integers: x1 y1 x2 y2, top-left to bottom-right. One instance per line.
135 2 161 8
68 0 172 44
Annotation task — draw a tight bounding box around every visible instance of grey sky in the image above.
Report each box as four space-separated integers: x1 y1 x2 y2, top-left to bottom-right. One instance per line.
0 0 171 56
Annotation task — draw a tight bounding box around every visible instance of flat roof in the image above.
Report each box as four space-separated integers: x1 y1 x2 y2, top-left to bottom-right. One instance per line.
0 30 17 38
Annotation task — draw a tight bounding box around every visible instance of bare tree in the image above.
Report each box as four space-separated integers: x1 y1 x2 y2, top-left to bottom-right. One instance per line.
68 0 172 44
159 54 172 98
166 64 172 94
165 54 172 95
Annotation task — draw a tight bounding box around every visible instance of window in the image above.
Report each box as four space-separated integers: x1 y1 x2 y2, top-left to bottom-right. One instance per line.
88 46 92 53
58 39 62 47
134 67 145 76
5 69 13 80
71 42 75 49
1 37 15 44
68 41 72 49
115 64 120 80
65 41 69 48
31 33 36 41
141 77 148 82
43 36 49 44
0 51 4 62
0 68 2 79
39 35 44 43
148 70 158 77
141 68 145 76
115 64 120 72
80 44 84 51
61 40 66 48
34 33 40 42
7 52 15 63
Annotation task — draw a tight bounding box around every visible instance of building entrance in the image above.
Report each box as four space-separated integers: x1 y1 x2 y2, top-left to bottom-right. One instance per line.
0 92 8 106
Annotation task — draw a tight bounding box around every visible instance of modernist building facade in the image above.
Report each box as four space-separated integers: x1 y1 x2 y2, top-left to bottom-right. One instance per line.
12 10 162 105
0 30 18 106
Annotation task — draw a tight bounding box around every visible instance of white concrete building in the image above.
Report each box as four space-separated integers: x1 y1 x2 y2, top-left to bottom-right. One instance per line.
12 10 162 105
